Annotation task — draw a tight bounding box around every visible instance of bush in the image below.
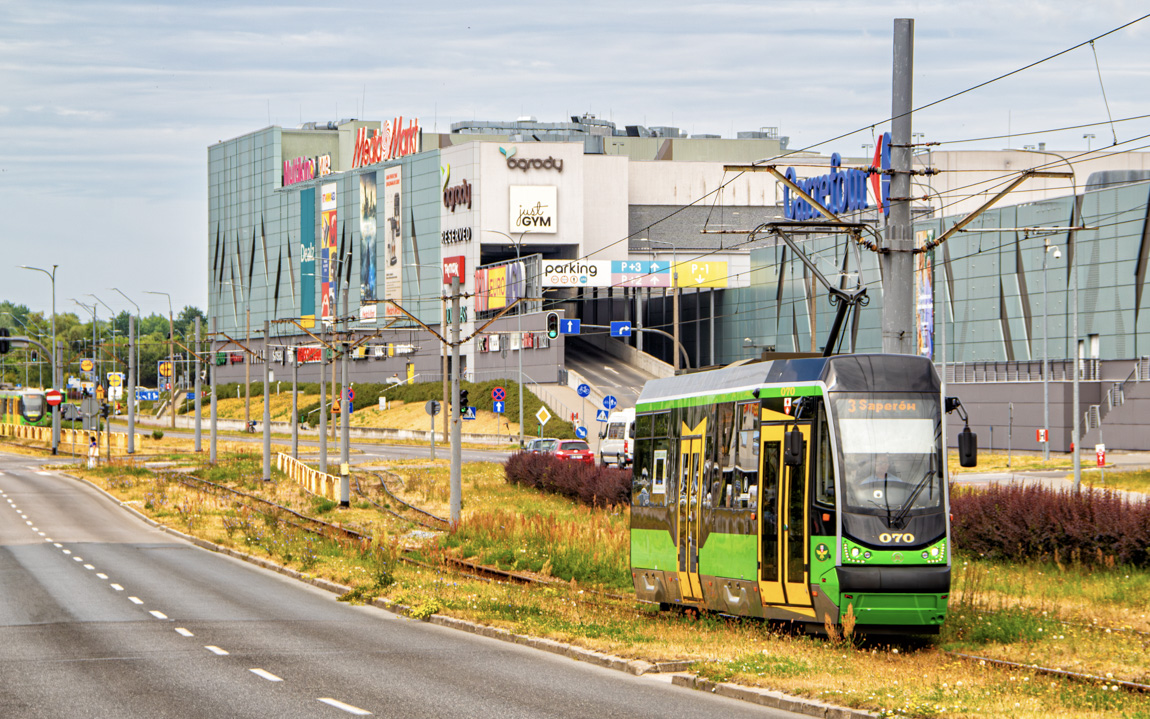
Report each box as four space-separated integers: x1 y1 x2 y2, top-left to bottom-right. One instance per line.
503 451 631 508
151 429 164 440
951 482 1150 568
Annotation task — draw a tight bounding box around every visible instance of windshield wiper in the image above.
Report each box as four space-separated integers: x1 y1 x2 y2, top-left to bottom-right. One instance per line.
890 455 937 529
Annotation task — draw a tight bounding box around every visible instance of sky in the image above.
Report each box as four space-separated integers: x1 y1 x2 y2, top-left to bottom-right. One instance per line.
3 0 1150 318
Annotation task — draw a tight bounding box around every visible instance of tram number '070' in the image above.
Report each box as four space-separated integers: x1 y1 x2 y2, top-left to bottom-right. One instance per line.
879 533 916 544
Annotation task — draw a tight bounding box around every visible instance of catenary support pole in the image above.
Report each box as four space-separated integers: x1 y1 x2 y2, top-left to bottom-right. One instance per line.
210 317 217 464
194 316 202 452
883 18 916 354
291 344 298 460
450 276 462 524
127 316 135 454
262 319 271 481
340 340 350 507
319 343 327 475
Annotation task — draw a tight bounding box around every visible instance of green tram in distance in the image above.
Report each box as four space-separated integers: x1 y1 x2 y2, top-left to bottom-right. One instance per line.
0 387 50 427
630 353 956 634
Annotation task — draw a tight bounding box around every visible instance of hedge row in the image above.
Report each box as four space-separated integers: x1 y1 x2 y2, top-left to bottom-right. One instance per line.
503 451 631 508
951 483 1150 568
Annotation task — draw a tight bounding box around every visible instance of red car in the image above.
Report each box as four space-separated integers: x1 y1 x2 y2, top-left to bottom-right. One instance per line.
553 440 594 464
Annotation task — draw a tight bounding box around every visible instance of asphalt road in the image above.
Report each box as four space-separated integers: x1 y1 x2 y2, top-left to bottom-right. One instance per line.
0 452 805 718
563 339 658 410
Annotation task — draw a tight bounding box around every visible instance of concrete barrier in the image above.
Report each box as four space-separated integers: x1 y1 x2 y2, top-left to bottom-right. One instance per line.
0 423 145 452
277 452 338 500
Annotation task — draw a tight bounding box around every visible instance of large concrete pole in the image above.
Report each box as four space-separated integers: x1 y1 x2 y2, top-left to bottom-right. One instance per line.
882 18 916 354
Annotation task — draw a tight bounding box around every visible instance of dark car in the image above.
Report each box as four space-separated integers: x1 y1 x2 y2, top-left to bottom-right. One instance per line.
526 438 558 454
553 440 594 464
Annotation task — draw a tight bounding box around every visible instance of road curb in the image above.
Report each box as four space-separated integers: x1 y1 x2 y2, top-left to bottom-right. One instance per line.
61 468 873 718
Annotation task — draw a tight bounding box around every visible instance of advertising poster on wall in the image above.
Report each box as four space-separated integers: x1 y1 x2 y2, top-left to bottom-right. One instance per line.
359 173 378 323
383 168 403 317
300 188 316 328
915 229 935 358
487 265 507 310
320 183 337 324
509 185 558 234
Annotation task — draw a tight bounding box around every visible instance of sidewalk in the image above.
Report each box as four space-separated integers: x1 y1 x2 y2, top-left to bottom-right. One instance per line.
953 449 1150 503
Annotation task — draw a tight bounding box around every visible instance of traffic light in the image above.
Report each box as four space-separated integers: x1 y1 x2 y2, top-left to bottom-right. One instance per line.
0 327 9 354
546 312 559 340
459 389 469 412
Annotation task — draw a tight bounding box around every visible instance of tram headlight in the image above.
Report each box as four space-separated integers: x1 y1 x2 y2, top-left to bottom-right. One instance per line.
863 552 871 560
922 551 929 559
850 547 860 559
930 546 940 558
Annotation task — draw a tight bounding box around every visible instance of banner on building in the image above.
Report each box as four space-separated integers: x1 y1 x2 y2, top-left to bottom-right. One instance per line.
300 188 316 328
320 183 337 324
359 172 377 323
541 260 612 288
509 185 557 234
915 229 935 359
383 168 403 316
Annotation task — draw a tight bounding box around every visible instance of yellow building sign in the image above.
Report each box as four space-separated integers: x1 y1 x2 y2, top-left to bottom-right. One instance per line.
674 261 729 288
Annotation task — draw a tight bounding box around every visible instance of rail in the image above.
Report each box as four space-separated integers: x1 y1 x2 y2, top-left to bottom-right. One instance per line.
945 358 1099 383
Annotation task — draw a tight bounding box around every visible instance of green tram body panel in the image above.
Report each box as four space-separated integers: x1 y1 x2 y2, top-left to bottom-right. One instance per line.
0 390 50 427
629 355 951 632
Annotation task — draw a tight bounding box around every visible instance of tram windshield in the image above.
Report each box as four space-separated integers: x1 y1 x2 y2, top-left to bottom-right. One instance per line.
831 393 943 520
22 393 46 423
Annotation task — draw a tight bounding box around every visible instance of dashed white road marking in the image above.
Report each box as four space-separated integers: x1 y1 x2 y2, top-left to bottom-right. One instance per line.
250 668 283 682
110 584 124 591
318 698 372 715
37 531 45 536
62 549 71 555
175 628 193 637
36 471 51 476
72 557 83 562
53 543 62 548
84 564 95 570
205 646 229 655
149 610 167 620
128 596 143 605
96 573 107 579
25 520 32 526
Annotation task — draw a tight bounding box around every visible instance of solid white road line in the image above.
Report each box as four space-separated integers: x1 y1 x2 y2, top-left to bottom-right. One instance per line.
175 628 193 637
149 610 167 619
110 584 124 591
128 596 143 605
205 646 229 655
250 668 283 682
317 698 372 715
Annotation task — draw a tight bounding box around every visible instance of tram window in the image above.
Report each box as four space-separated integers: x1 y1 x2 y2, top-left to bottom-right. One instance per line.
636 413 652 439
760 440 780 582
632 436 653 506
717 403 735 468
653 440 669 500
652 411 670 438
814 404 835 506
732 403 759 509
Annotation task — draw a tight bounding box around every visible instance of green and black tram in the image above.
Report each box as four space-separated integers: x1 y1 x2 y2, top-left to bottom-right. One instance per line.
0 387 50 427
629 353 955 633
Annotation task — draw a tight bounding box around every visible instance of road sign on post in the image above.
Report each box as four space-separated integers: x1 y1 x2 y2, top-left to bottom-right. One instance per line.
462 406 477 420
576 426 588 439
610 321 632 337
577 383 591 398
559 319 581 335
535 407 551 426
596 409 609 422
425 400 441 415
603 395 618 410
492 386 506 402
493 400 505 414
45 389 63 406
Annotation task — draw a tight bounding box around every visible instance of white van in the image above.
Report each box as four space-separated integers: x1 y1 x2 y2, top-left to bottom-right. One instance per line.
598 408 635 468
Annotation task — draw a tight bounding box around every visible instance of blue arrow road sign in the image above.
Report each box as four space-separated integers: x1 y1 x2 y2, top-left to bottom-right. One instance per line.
576 426 588 439
136 390 159 401
610 321 632 337
559 319 581 335
493 400 505 414
603 395 618 410
462 406 477 420
596 409 609 422
577 383 591 398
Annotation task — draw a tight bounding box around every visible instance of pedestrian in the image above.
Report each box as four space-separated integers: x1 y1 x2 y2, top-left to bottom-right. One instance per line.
87 435 98 469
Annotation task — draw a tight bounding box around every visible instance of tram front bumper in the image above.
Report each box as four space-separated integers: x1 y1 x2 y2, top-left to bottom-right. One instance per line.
835 565 950 627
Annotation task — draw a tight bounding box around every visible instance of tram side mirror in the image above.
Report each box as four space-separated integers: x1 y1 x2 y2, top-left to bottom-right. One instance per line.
784 429 804 466
958 426 978 468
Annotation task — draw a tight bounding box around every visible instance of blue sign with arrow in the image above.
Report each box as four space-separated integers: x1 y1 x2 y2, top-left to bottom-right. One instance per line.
576 426 588 439
559 319 581 335
493 400 505 414
136 389 159 402
602 395 618 410
610 321 632 337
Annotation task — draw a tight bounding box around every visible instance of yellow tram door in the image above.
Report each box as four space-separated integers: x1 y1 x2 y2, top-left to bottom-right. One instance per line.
759 422 813 610
676 419 706 602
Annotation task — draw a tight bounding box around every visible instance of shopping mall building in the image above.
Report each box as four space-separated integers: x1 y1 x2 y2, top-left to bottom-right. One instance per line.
208 115 1150 449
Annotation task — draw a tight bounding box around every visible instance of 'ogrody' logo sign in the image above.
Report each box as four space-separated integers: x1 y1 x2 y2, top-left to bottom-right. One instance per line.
443 178 471 212
499 146 563 172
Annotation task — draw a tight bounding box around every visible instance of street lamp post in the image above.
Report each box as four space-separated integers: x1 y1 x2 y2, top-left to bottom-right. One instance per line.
110 288 142 397
484 229 533 449
145 291 176 429
20 265 59 454
88 294 118 389
1041 239 1061 462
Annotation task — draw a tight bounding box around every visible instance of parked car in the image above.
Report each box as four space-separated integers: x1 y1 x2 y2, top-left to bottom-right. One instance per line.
553 439 594 464
526 437 558 454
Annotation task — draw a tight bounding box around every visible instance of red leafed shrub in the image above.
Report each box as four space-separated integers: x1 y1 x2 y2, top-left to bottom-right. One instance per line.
504 451 631 508
950 482 1150 568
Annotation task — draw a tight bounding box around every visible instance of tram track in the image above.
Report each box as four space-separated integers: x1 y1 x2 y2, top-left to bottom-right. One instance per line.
151 470 1149 695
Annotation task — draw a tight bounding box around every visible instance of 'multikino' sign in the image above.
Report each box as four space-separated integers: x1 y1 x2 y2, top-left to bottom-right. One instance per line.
351 117 421 169
783 132 890 220
283 155 331 186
